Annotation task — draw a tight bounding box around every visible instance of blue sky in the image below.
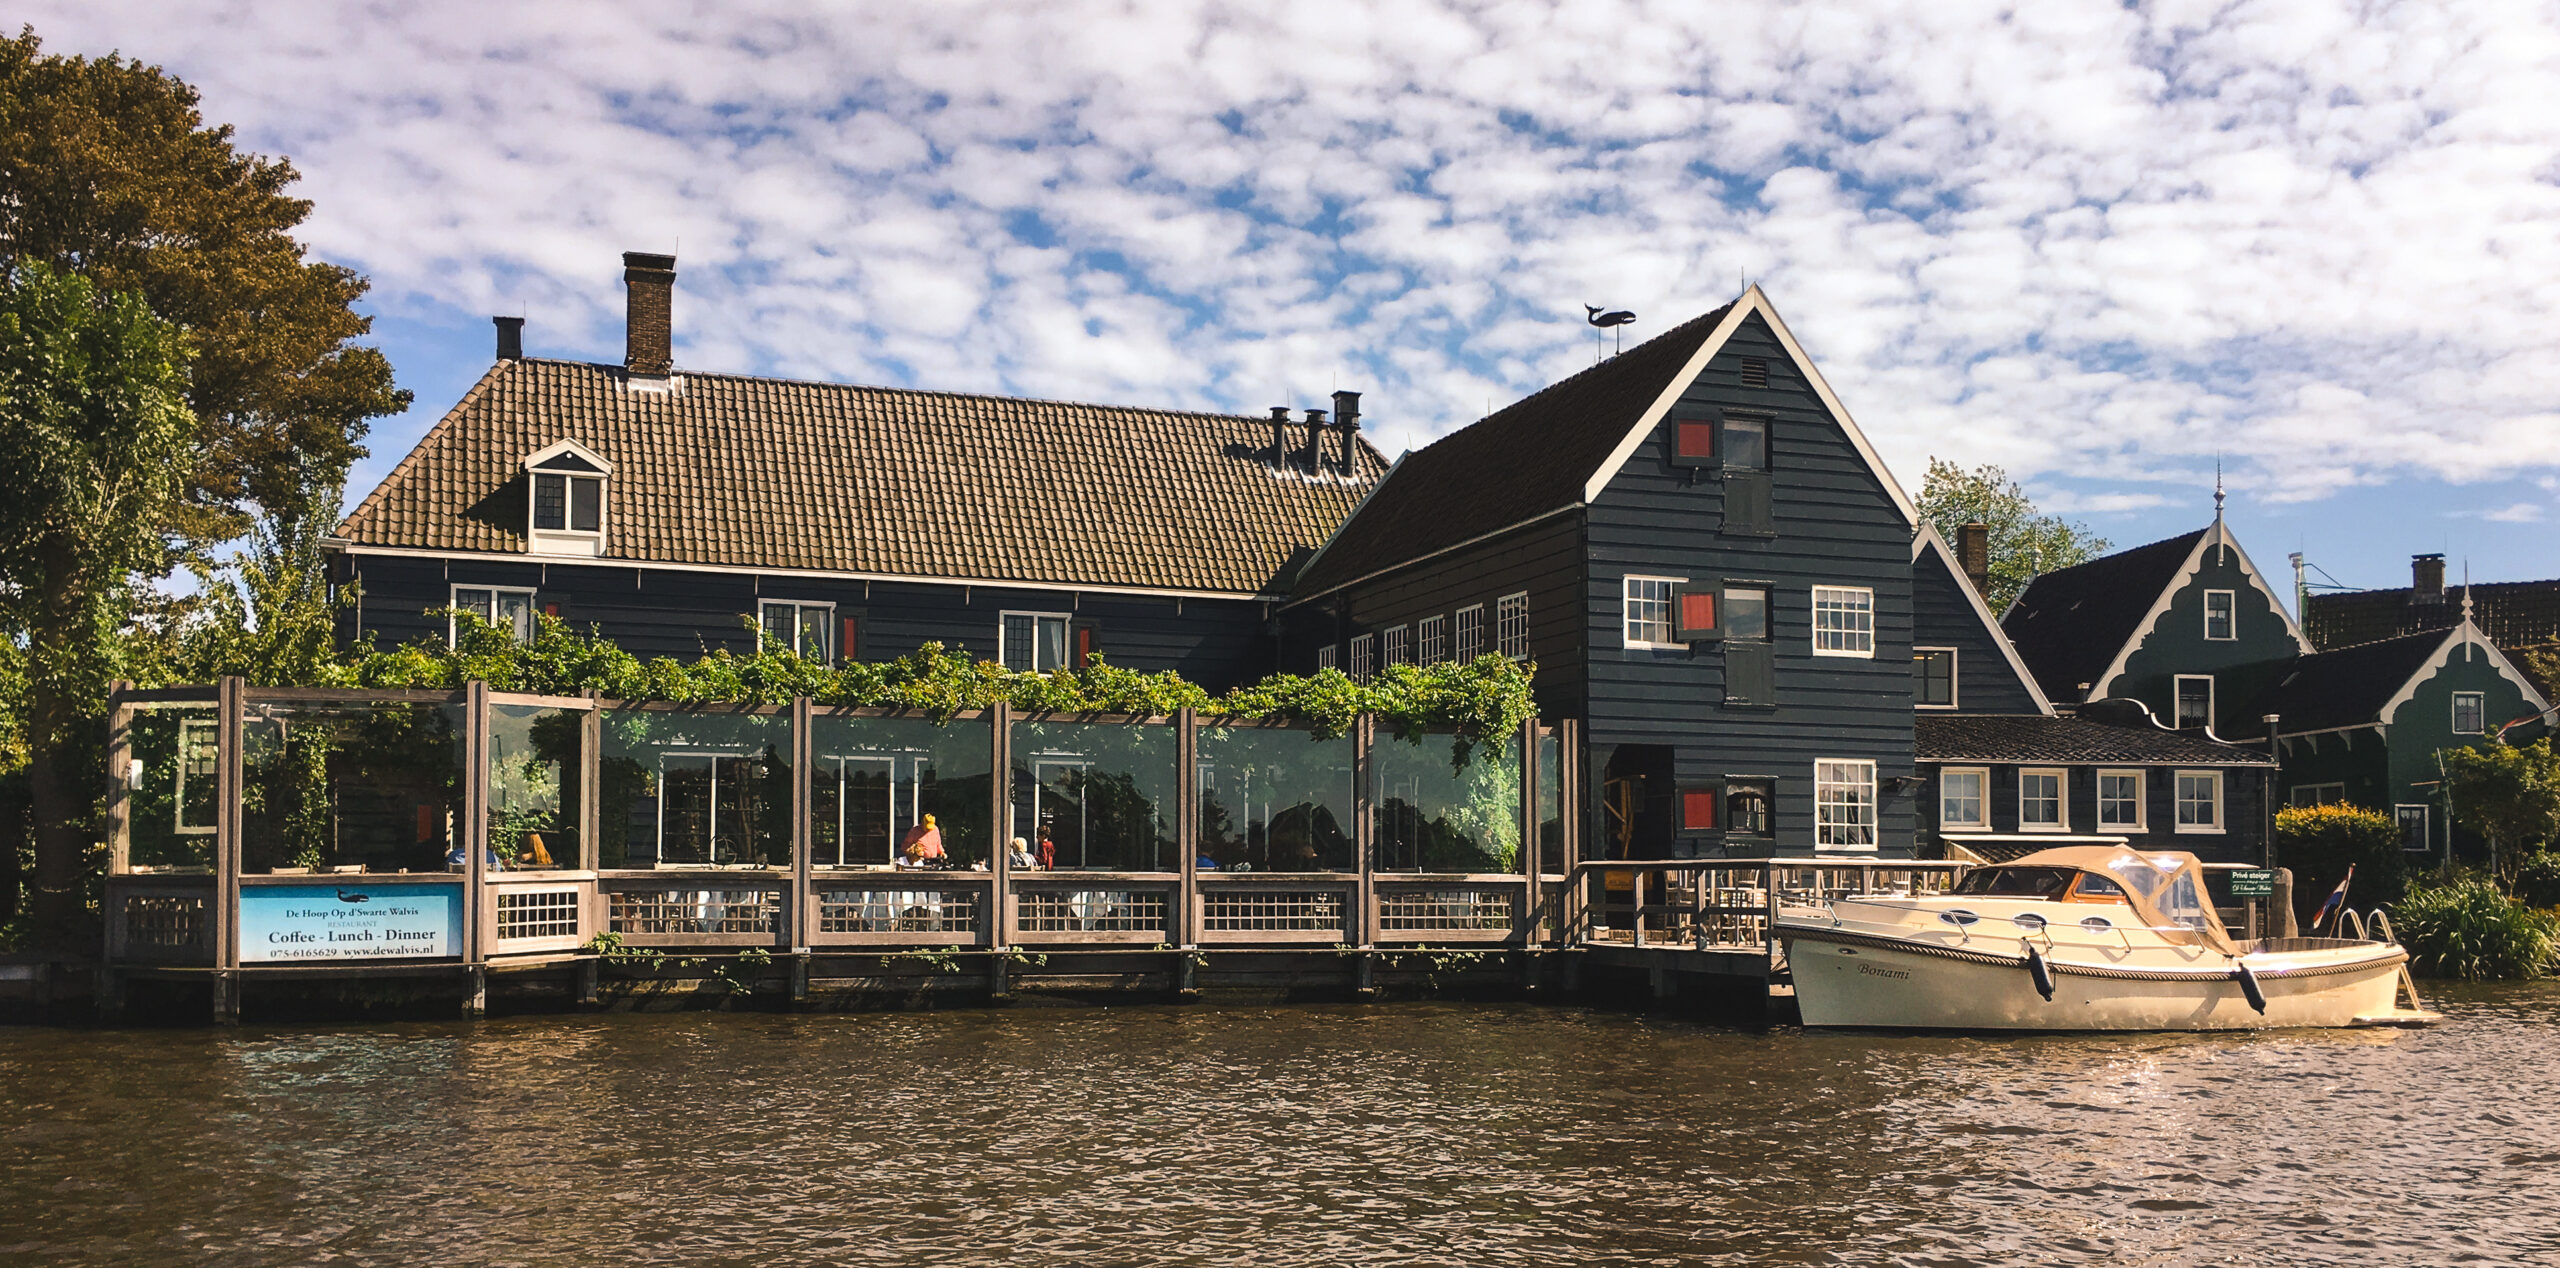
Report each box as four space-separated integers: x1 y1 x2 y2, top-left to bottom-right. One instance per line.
30 1 2560 601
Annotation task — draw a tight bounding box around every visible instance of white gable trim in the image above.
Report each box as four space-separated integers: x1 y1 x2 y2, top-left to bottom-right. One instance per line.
2087 519 2314 701
525 437 614 475
2374 621 2554 731
1577 287 1918 526
1912 524 2053 715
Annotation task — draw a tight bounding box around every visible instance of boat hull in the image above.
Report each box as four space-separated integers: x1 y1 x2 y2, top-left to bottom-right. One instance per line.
1781 925 2407 1031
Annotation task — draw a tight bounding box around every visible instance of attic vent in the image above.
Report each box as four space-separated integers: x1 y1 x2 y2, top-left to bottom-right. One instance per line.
1740 359 1769 389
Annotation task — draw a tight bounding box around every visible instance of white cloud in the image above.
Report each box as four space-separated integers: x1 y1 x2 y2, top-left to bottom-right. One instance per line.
20 0 2560 506
2454 502 2546 524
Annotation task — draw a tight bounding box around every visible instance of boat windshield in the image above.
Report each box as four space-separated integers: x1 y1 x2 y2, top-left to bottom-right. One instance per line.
2102 850 2217 933
1952 866 2075 899
2158 870 2214 932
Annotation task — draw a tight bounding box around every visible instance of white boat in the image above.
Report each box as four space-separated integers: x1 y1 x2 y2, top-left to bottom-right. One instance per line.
1777 847 2435 1031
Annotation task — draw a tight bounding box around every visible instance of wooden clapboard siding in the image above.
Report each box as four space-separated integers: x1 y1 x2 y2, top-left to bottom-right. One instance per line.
1911 539 2044 715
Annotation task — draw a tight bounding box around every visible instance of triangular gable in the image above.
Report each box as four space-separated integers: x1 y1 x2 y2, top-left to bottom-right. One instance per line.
1579 286 1917 526
526 437 613 474
2374 621 2555 736
1913 523 2054 715
2087 519 2314 699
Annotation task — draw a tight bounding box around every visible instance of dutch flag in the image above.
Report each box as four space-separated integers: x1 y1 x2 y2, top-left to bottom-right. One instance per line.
2310 865 2354 934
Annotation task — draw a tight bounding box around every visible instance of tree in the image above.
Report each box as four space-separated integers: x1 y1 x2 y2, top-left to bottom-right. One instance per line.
0 28 409 557
2274 803 2407 918
0 261 193 946
1916 459 2112 613
2443 737 2560 879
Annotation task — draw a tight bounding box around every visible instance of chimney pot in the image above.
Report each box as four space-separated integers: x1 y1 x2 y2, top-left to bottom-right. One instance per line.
1270 406 1293 470
1300 408 1327 473
622 250 677 376
2413 553 2446 603
493 315 524 361
1331 389 1361 475
1957 522 1991 596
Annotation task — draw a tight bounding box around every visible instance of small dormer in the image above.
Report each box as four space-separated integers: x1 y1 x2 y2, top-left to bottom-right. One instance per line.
524 439 611 557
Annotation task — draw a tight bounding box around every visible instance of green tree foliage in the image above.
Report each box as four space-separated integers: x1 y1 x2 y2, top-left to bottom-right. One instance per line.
0 261 193 945
0 28 409 555
1915 459 2112 614
2442 737 2560 877
2275 803 2408 915
2391 873 2559 981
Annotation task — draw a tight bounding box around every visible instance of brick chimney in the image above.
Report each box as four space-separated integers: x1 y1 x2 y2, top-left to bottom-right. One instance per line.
1300 408 1328 474
493 315 524 361
1957 522 1991 596
2413 553 2446 604
622 251 676 375
1331 390 1361 476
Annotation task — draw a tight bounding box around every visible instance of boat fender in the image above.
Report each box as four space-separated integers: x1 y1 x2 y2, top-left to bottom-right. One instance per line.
2024 943 2055 1002
2233 961 2267 1015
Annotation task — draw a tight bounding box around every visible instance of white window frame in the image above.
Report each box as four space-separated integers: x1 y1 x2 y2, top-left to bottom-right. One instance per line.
1314 645 1337 672
1383 624 1410 667
1454 604 1485 661
1622 575 1685 649
2019 767 2068 832
2174 674 2216 730
1938 766 1989 830
450 584 537 646
174 716 220 835
1417 614 1447 665
2202 589 2236 641
999 610 1072 672
1349 633 1376 682
759 600 835 661
2096 769 2145 831
1811 586 1875 658
1914 646 1958 710
1497 592 1530 660
522 439 611 558
1814 759 1878 851
2174 770 2224 834
2395 804 2430 853
2452 691 2486 735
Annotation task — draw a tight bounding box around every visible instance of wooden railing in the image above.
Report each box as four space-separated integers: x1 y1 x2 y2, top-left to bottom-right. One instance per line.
1565 859 1974 958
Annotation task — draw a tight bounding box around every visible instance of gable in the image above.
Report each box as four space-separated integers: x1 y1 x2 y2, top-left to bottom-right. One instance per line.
1911 526 2051 715
2380 627 2553 738
2101 521 2314 701
2002 530 2206 703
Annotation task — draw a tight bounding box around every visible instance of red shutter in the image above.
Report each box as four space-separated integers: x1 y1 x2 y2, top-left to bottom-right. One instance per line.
1680 788 1719 832
1675 584 1722 641
1677 421 1716 462
542 602 560 618
1073 621 1100 667
840 615 860 664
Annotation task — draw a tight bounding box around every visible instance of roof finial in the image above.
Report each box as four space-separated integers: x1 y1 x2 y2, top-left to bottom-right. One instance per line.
2213 456 2225 521
2462 560 2475 625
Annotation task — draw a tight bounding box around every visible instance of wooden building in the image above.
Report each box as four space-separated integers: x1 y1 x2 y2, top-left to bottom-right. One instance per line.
2304 554 2560 699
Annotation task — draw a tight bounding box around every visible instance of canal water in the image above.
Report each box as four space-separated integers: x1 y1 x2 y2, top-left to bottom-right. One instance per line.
5 988 2558 1266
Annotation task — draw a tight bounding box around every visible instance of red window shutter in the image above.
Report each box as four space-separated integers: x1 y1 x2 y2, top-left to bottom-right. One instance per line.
1073 621 1100 667
1677 421 1716 462
840 615 860 663
1680 788 1719 832
542 602 560 618
1674 584 1722 641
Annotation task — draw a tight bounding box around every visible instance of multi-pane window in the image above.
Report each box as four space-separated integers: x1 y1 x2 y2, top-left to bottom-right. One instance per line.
533 471 603 533
1723 587 1769 640
2175 676 2214 729
1497 592 1529 659
1811 586 1874 657
451 585 535 645
2291 783 2345 807
1001 612 1070 672
1914 648 1956 708
1383 625 1410 667
2396 805 2430 853
1349 633 1376 682
2020 769 2065 829
760 601 833 661
1726 781 1775 837
1623 577 1680 647
1939 768 1987 829
2175 771 2222 831
2203 590 2236 641
2452 692 2485 734
1315 645 1337 672
1814 759 1877 849
1418 615 1447 665
2097 770 2143 829
1454 605 1485 661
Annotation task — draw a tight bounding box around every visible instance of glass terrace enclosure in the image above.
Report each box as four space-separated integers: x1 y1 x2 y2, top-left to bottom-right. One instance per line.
104 682 1558 971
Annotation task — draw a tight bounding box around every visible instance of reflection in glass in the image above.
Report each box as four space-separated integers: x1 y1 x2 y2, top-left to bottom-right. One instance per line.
1372 732 1522 873
1011 719 1178 872
599 708 791 868
809 713 994 868
124 704 220 870
1196 725 1355 872
488 704 584 869
1536 729 1561 873
238 700 466 873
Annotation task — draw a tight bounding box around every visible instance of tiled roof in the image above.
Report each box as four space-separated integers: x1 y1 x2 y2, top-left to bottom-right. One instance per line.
1290 303 1735 597
2001 529 2207 701
2234 629 2448 734
2307 580 2560 656
336 359 1385 595
1917 713 2275 766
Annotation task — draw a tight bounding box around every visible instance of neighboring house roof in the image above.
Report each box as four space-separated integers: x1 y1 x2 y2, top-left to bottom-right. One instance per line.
2238 622 2555 737
335 359 1386 597
1288 286 1917 602
2307 579 2560 655
1916 714 2277 767
2001 529 2209 701
1912 523 2054 716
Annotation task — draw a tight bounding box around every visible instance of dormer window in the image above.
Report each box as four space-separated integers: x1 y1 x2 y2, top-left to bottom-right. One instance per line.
523 440 611 557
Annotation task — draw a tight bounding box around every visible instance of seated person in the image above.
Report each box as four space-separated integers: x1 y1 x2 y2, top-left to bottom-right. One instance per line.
1007 837 1038 870
897 815 947 869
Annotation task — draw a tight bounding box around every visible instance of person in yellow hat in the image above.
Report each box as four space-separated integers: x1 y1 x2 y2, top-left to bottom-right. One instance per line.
898 814 946 869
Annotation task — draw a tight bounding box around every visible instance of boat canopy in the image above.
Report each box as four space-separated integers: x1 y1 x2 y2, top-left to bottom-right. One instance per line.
2002 847 2237 956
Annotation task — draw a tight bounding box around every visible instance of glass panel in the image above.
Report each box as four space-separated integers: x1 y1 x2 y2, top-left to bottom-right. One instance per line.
1035 617 1069 671
1371 731 1522 873
1724 589 1768 640
799 605 830 659
125 704 220 870
1003 615 1035 671
489 703 584 870
1196 724 1356 873
533 472 566 530
598 707 792 868
496 592 533 642
1536 730 1561 871
809 712 994 870
1011 718 1179 872
1723 418 1767 469
760 602 791 647
239 699 466 874
569 475 601 532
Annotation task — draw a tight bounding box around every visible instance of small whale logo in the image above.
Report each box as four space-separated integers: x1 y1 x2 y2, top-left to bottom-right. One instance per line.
336 890 370 904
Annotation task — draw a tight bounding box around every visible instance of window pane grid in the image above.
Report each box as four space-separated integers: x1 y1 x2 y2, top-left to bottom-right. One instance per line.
1349 634 1375 682
2097 772 2142 828
2453 693 2484 734
2021 771 2062 826
1455 606 1485 661
1812 587 1873 656
1940 770 1984 828
1623 577 1676 645
1497 593 1529 659
1384 625 1409 667
2176 772 2220 828
1418 615 1447 665
1815 759 1876 848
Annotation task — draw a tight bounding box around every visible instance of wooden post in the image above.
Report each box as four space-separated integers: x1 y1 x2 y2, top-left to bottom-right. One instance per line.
104 687 133 877
989 703 1011 950
2272 867 2299 939
1558 718 1582 947
1519 719 1540 892
1354 712 1376 947
463 682 489 1016
789 696 812 951
213 676 244 1025
1176 708 1199 946
579 694 601 872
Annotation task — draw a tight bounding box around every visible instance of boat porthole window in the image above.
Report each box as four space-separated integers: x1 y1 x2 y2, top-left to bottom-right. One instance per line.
2079 916 2113 932
1938 909 1981 927
2011 912 2047 931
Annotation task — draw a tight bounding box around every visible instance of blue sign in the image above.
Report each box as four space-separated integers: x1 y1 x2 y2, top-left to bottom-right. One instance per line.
239 882 463 963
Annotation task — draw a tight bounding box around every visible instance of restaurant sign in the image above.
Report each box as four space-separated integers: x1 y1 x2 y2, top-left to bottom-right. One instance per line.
239 882 463 963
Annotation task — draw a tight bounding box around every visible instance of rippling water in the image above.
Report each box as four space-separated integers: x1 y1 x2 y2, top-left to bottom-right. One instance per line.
5 987 2560 1266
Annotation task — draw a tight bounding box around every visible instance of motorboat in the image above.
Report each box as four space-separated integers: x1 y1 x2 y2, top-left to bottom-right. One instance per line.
1776 847 2435 1031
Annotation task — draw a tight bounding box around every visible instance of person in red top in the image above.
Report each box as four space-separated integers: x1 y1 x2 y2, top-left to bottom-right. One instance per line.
898 815 946 868
1036 827 1057 871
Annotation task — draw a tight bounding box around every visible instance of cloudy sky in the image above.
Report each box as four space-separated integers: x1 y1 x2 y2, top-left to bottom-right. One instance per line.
28 1 2560 594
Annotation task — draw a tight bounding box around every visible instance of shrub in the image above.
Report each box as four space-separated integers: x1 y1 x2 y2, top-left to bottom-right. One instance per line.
2391 874 2560 981
2511 851 2560 910
2276 804 2408 916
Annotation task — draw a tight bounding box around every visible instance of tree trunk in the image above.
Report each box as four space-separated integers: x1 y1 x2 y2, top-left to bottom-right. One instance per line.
24 674 93 952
